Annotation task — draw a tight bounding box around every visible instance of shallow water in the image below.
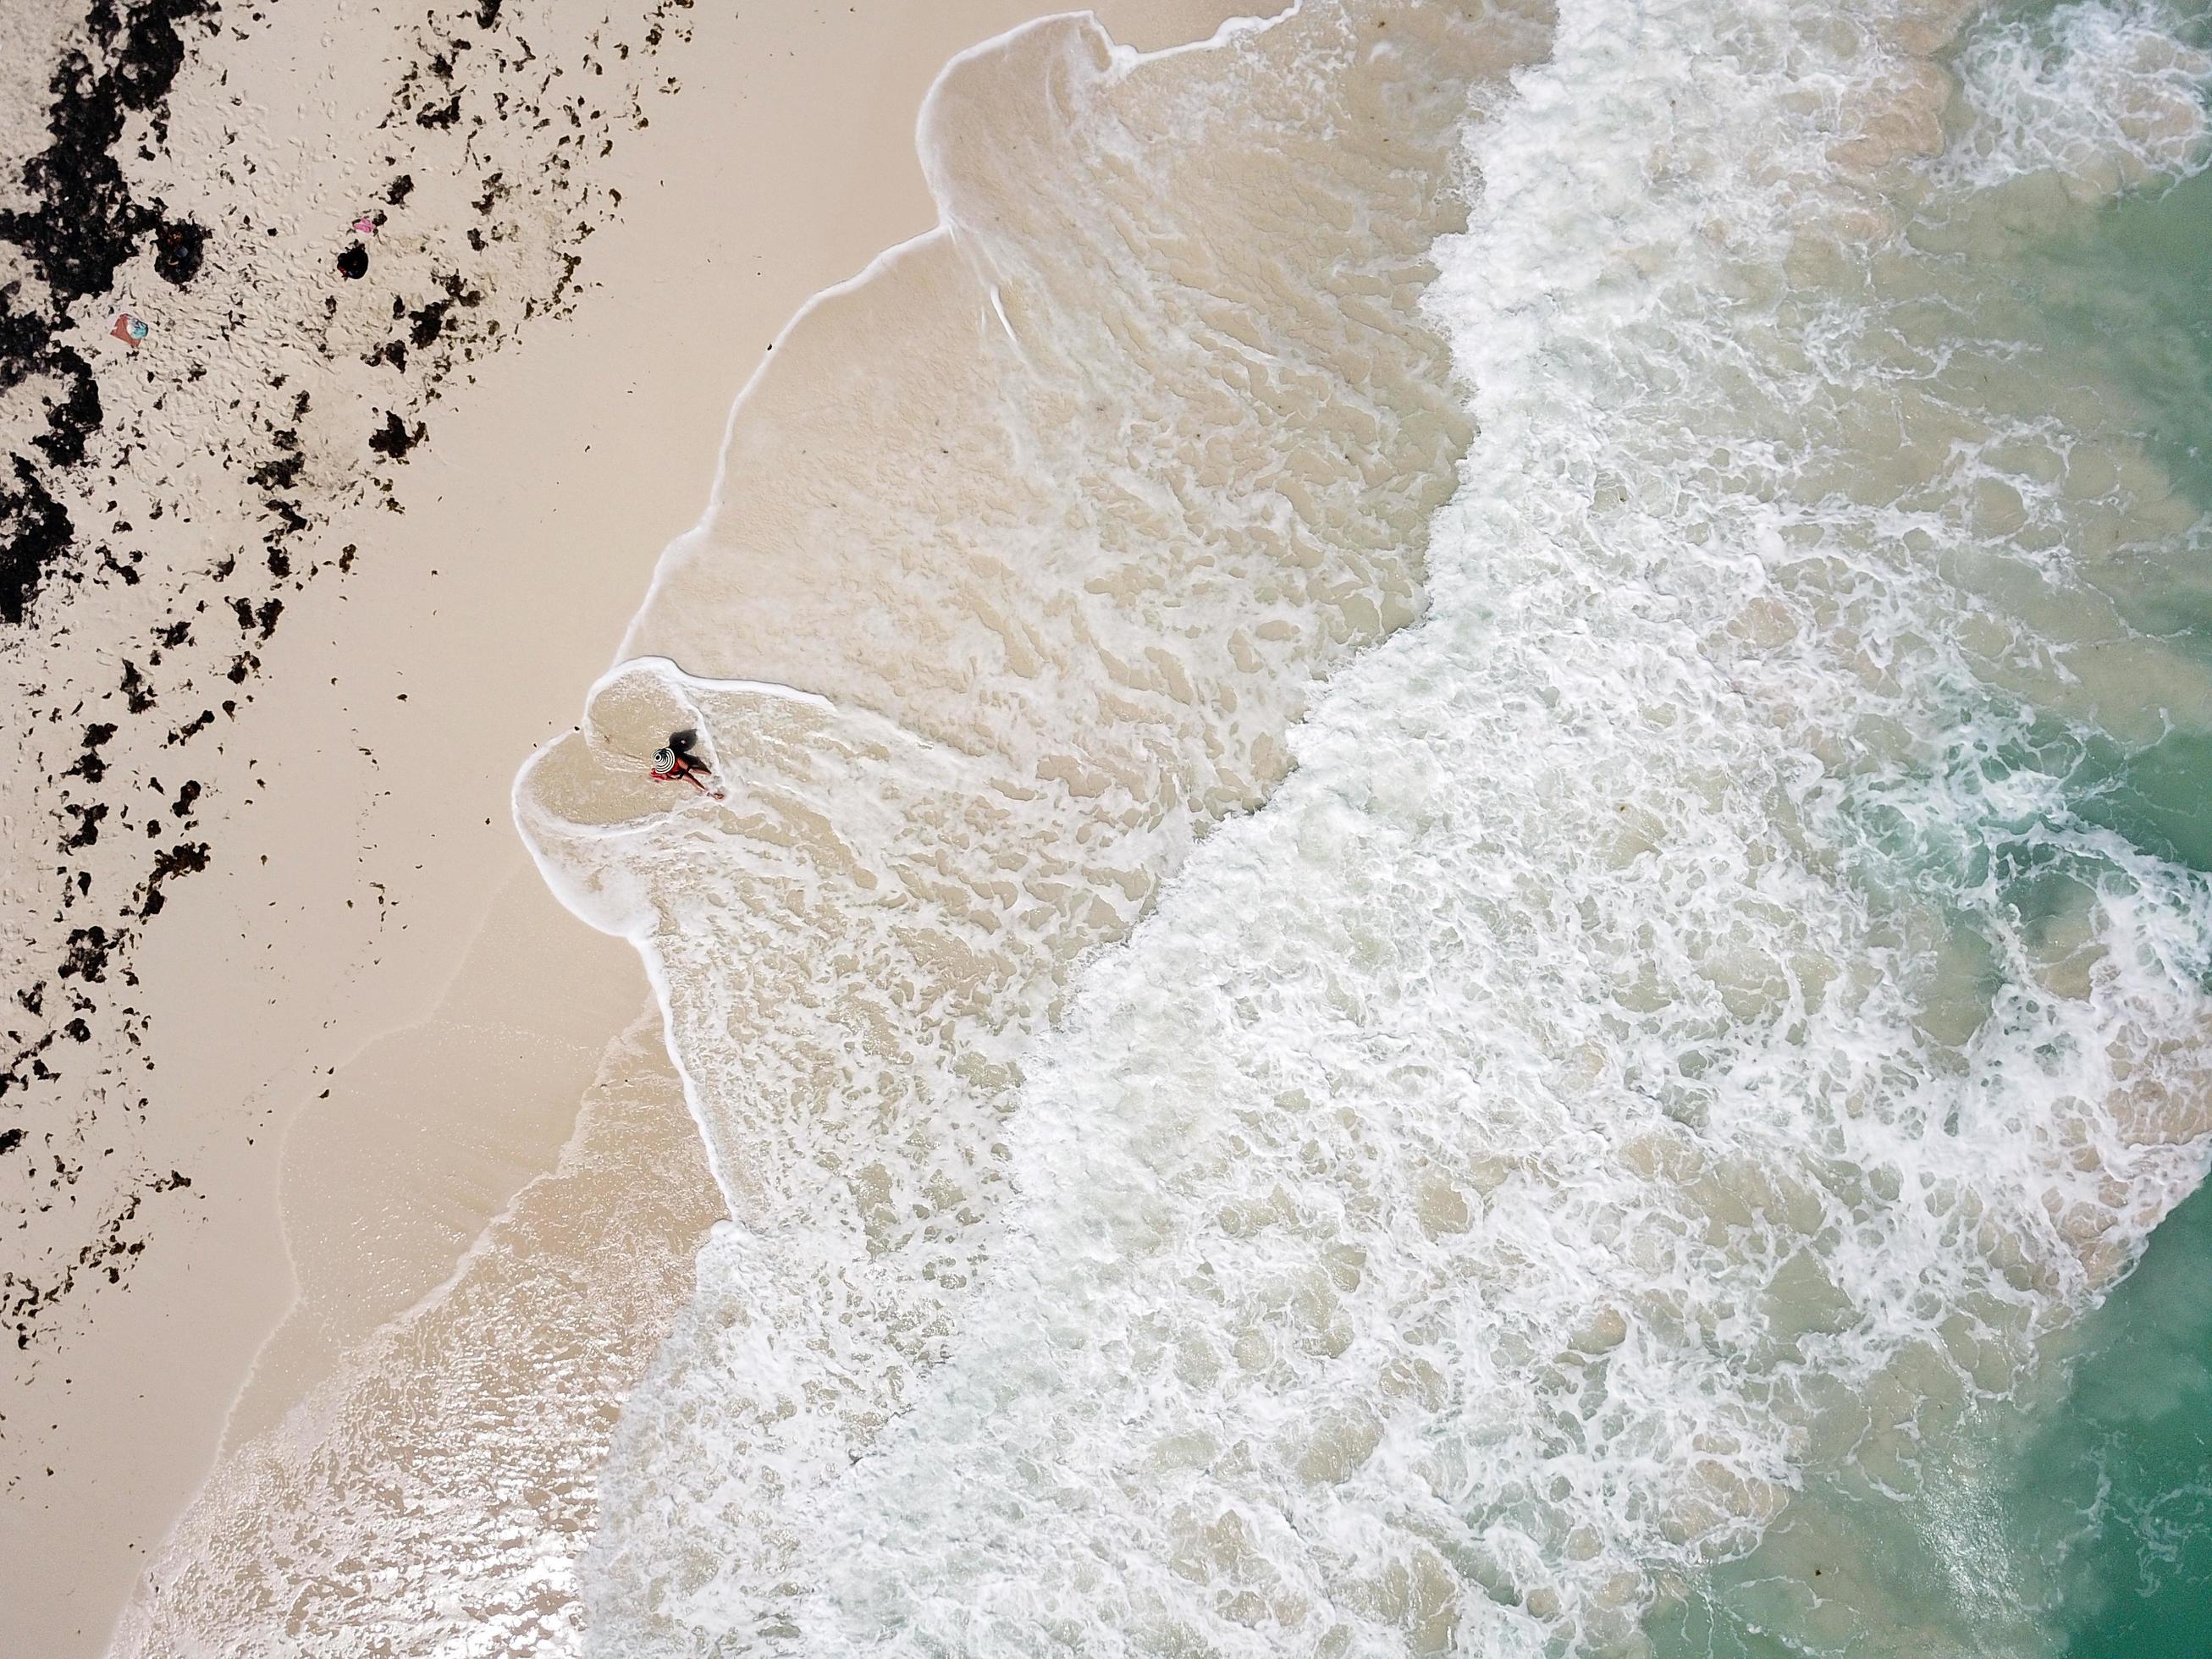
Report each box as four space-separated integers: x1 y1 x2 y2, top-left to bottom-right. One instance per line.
1655 80 2212 1650
108 1016 725 1659
512 0 2212 1652
2035 1177 2212 1653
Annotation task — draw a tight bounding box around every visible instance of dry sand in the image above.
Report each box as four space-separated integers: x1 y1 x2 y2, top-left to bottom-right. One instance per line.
1 1 1251 1653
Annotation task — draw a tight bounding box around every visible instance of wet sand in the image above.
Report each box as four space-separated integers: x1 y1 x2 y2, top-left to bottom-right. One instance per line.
1 1 1249 1653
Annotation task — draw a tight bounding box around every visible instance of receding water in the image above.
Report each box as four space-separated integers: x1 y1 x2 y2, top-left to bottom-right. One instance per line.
91 0 2212 1653
1653 31 2212 1647
1922 93 2212 1651
508 0 2212 1653
2036 1177 2212 1654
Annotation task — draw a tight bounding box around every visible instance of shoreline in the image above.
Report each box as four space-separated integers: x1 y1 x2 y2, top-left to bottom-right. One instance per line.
508 0 1547 1638
5 3 1255 1654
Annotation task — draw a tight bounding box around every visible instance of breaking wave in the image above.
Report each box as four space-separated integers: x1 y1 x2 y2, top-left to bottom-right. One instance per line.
514 0 2212 1651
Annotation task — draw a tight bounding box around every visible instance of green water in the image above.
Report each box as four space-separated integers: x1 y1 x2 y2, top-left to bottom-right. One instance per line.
1650 1181 2212 1656
2037 164 2212 528
2027 1177 2212 1654
2033 121 2212 1604
1648 27 2212 1656
1981 41 2212 1646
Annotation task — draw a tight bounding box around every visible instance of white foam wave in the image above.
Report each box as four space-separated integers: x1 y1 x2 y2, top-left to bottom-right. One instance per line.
568 0 2212 1652
1946 1 2212 199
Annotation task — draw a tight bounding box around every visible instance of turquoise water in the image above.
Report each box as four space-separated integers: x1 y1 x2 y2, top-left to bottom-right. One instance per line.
2022 103 2212 1659
2038 168 2212 517
511 0 2212 1651
2047 156 2212 875
1653 1177 2212 1656
1653 40 2212 1652
2038 1177 2212 1653
2031 122 2212 1603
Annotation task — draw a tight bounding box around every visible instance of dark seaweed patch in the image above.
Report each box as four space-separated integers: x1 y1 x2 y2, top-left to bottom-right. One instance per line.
64 721 119 784
135 840 207 917
248 433 302 491
368 411 425 458
0 0 218 624
0 457 74 624
407 298 450 348
58 925 112 983
165 708 213 744
4 1172 193 1350
119 658 155 713
29 350 102 468
152 217 206 284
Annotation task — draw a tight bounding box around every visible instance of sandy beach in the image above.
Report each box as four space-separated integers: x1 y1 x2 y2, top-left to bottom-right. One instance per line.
1 1 1245 1652
22 0 2208 1651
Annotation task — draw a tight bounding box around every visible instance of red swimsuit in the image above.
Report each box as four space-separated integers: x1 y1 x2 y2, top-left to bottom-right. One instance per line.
653 758 714 794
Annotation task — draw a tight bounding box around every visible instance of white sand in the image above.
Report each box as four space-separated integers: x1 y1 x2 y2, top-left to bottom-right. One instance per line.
1 2 1249 1652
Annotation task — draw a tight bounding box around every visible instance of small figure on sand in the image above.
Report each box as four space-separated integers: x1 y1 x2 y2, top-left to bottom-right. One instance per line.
651 729 723 797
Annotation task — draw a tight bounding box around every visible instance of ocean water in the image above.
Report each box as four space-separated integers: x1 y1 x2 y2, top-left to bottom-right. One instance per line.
109 1016 725 1659
1652 106 2212 1656
515 0 2212 1654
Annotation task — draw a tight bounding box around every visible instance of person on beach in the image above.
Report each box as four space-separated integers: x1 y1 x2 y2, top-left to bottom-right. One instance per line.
651 729 722 796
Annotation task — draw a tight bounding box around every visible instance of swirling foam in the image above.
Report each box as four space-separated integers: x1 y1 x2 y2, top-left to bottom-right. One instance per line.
1945 0 2212 200
543 0 2212 1653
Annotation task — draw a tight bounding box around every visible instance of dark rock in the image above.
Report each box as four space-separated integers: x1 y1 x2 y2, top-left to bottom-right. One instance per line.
0 458 74 624
368 410 424 458
152 217 206 285
64 722 118 784
407 299 450 348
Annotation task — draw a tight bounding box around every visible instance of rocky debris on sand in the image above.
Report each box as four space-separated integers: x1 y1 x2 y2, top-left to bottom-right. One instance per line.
0 0 705 1359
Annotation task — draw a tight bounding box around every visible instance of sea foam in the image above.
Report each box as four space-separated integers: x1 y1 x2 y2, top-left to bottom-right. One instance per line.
522 0 2212 1653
